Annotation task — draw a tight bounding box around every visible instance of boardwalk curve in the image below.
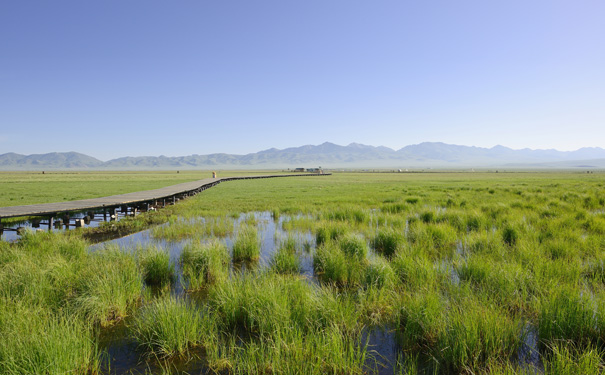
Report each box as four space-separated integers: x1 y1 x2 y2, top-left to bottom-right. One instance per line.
0 173 329 222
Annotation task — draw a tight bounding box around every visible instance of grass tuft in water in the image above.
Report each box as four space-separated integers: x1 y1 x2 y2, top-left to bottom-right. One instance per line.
131 295 216 358
371 228 403 258
232 225 261 262
338 234 368 261
181 240 230 290
270 237 301 274
137 245 174 286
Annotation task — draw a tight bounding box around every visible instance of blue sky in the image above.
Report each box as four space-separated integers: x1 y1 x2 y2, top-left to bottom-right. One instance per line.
1 1 603 160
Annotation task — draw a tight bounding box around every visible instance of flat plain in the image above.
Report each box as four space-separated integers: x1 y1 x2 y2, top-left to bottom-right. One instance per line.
1 171 604 374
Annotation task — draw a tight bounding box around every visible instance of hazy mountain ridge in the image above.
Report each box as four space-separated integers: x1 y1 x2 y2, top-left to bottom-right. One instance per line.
1 142 605 170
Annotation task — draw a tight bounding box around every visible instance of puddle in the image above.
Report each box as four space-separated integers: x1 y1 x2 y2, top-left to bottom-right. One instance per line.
517 323 543 374
363 326 399 375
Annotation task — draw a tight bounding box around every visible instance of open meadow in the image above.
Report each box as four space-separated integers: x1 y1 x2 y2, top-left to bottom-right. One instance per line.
1 171 604 374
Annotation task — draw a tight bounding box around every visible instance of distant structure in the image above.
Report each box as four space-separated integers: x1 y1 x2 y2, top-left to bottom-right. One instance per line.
292 167 323 174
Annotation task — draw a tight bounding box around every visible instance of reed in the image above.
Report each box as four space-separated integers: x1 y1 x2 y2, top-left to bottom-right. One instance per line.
232 224 261 262
137 245 174 286
538 286 599 346
71 246 143 326
270 245 301 274
338 233 368 261
370 228 404 258
180 240 230 290
436 296 522 372
0 301 99 374
315 222 347 246
543 342 604 375
131 295 216 358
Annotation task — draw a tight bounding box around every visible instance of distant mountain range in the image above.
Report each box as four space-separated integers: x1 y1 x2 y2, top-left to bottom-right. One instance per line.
2 142 605 170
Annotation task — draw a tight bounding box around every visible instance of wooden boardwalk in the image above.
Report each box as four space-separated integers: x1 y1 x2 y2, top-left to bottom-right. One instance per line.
0 173 329 221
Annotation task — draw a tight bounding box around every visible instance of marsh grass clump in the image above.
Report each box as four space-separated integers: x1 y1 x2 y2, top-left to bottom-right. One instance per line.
371 228 404 258
338 234 368 261
396 290 444 349
151 218 200 241
323 208 368 224
538 287 599 346
436 297 522 372
131 295 215 358
313 242 364 287
543 342 604 375
0 301 99 375
391 251 437 290
270 237 301 274
181 240 230 290
363 256 395 289
271 208 280 221
502 225 519 247
72 247 143 326
232 225 261 262
209 273 325 338
137 245 174 286
419 211 435 223
457 256 533 310
210 324 368 375
466 231 503 256
382 203 408 214
315 223 347 246
407 223 458 259
465 213 488 232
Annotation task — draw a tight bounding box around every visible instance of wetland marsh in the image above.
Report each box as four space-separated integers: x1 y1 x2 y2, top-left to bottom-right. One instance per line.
1 172 605 374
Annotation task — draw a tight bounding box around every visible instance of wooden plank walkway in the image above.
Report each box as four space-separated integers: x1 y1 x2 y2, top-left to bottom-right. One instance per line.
0 173 329 220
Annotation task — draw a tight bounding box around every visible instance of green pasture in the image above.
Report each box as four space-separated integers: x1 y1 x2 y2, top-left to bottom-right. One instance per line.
0 170 280 207
1 171 605 374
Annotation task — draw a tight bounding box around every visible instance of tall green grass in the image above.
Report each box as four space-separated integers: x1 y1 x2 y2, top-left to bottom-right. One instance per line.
232 225 261 262
131 295 216 358
0 301 99 374
371 228 404 258
137 245 174 286
270 237 301 274
71 246 143 326
180 240 230 290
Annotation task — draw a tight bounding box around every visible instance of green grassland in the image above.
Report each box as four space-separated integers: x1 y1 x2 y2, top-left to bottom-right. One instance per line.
0 170 281 207
1 171 605 374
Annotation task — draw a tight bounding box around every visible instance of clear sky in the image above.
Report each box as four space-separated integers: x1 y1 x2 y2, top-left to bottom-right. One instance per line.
1 1 603 161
